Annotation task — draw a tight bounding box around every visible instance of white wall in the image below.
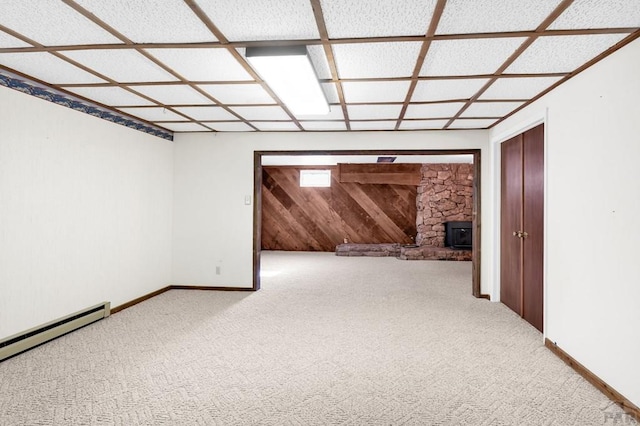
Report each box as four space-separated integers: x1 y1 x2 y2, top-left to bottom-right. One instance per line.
490 38 640 407
172 130 491 291
0 87 174 339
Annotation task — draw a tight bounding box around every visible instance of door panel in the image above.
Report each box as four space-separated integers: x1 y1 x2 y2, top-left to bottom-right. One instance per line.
523 125 544 331
500 135 523 315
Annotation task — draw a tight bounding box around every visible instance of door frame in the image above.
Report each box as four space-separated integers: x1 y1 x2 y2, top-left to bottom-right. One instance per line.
253 149 483 298
491 113 548 334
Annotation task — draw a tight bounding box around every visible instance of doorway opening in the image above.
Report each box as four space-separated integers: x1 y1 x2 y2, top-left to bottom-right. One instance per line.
253 149 483 297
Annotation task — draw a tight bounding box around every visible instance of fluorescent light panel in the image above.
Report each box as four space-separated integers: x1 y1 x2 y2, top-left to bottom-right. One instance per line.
246 46 329 115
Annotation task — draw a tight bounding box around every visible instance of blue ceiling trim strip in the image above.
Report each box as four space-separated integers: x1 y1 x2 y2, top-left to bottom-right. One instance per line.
0 70 173 142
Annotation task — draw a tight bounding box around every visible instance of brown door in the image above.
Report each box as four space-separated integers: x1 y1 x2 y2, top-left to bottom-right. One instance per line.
500 124 544 332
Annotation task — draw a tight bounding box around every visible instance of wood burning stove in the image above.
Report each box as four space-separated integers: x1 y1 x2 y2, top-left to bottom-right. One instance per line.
445 221 472 249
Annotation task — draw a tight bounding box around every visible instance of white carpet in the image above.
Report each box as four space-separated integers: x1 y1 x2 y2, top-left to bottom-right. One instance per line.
0 251 634 425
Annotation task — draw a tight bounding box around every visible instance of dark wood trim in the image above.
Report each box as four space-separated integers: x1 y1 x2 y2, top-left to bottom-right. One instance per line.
110 286 172 314
545 338 640 420
254 149 482 298
478 294 491 300
170 285 255 291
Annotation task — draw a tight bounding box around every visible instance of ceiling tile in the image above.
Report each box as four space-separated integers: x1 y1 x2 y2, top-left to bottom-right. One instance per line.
350 121 397 130
147 48 252 82
507 34 628 73
119 107 187 122
461 102 524 118
0 52 105 84
208 122 255 132
197 0 319 41
333 42 423 78
0 0 122 46
62 50 177 82
421 38 526 76
448 119 498 129
549 0 640 30
231 106 291 120
252 122 300 131
296 105 344 120
300 121 348 131
347 104 403 120
66 87 155 106
173 106 239 121
321 0 438 38
0 31 31 48
342 81 411 103
322 83 340 104
132 85 213 105
160 122 210 132
399 120 449 130
480 76 564 100
404 102 466 119
307 45 332 80
74 0 217 43
411 79 489 102
436 0 562 34
198 83 275 104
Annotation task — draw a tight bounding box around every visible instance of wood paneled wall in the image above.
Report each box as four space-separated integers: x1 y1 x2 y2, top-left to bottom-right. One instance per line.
262 166 417 252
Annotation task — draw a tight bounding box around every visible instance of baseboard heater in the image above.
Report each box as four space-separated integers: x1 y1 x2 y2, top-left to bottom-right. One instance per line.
0 302 110 362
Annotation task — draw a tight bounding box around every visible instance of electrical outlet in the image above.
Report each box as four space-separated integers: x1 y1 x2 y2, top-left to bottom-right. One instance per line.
216 266 221 275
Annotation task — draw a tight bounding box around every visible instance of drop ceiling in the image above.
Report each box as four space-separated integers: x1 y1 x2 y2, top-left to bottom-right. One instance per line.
0 0 638 136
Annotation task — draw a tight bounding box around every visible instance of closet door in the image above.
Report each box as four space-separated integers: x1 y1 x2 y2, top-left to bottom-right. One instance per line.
500 124 544 332
500 134 524 315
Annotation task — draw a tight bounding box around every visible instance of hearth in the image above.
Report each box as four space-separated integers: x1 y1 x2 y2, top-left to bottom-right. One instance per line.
445 221 472 249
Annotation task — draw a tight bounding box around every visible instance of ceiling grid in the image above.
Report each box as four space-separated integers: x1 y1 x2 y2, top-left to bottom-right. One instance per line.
0 0 638 134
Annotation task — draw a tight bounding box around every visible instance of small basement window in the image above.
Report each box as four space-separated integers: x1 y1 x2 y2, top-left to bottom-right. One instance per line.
300 169 331 187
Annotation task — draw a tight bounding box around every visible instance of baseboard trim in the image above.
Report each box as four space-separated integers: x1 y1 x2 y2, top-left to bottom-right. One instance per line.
545 338 640 420
170 285 255 292
479 294 491 300
110 286 172 314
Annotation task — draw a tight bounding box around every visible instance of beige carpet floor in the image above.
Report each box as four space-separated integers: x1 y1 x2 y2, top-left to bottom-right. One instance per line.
0 251 635 425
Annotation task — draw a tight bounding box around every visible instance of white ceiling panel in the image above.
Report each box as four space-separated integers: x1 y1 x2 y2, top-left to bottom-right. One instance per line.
132 85 213 105
197 0 319 41
160 122 210 132
296 105 344 120
411 79 489 102
399 120 449 130
0 31 31 48
251 122 300 131
350 121 397 130
198 83 275 104
0 53 105 84
333 42 423 78
208 122 255 132
436 0 562 34
507 34 628 73
300 121 348 131
0 0 122 46
74 0 217 43
147 48 252 82
63 50 177 83
347 104 403 120
480 76 564 100
231 106 291 120
448 119 498 129
421 38 526 76
322 83 340 104
66 87 154 107
549 0 640 30
119 107 186 122
460 102 524 118
321 0 438 38
173 106 239 121
307 45 332 80
342 81 411 103
404 102 466 119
